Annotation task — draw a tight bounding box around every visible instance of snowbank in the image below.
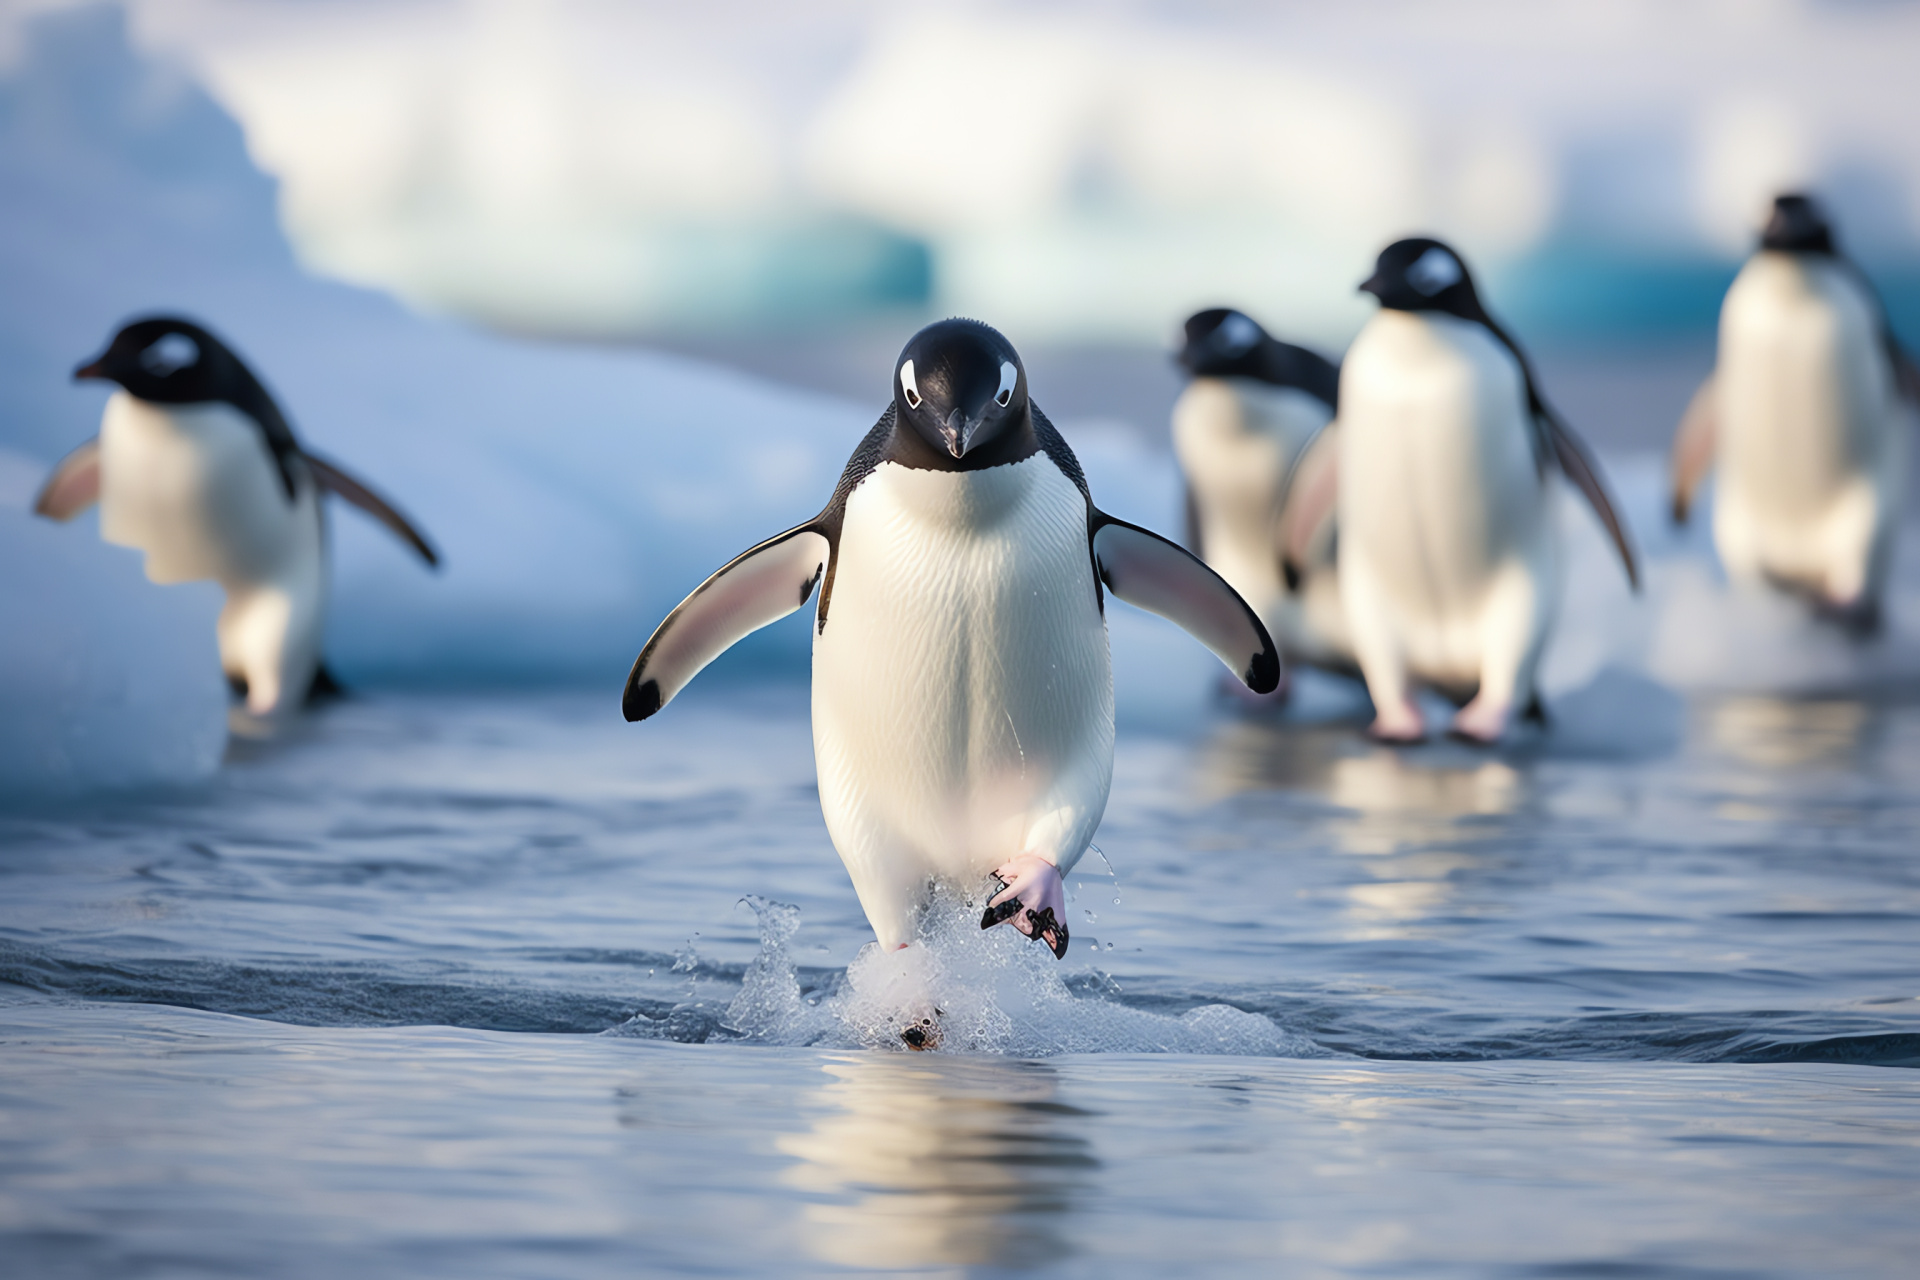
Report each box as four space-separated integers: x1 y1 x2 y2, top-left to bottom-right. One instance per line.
0 6 1230 748
0 6 862 693
0 450 227 795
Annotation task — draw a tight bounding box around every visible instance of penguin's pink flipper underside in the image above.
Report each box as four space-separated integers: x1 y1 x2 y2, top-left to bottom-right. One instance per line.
1276 422 1340 590
1091 513 1281 693
624 525 832 721
1669 377 1718 526
33 438 101 521
302 452 440 568
1546 417 1641 591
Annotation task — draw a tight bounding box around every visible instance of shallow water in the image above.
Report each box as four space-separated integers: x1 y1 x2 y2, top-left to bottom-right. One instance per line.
3 681 1918 1275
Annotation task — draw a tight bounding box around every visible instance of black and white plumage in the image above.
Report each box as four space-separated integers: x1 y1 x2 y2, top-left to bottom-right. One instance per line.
1670 193 1918 633
1332 239 1638 743
624 319 1278 961
1172 308 1354 683
35 316 438 715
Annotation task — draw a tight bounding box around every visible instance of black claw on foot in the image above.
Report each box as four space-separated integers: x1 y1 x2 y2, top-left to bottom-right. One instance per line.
1024 906 1069 960
980 897 1022 930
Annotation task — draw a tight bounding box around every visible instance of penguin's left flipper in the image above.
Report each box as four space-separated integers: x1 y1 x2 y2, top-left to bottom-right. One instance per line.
33 438 100 521
1544 417 1640 591
1669 377 1717 525
623 524 831 722
1091 513 1282 693
302 451 440 568
1275 422 1341 590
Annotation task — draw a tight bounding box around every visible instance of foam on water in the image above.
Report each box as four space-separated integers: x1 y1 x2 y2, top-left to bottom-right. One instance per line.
609 892 1324 1058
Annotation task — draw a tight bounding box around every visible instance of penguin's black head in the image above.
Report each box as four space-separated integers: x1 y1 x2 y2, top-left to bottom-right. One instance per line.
1761 193 1836 254
1177 308 1270 377
1359 238 1482 316
73 316 239 404
894 318 1027 461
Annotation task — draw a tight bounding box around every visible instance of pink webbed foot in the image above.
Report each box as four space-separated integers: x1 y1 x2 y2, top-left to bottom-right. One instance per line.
1368 699 1426 744
980 853 1069 959
1449 696 1512 745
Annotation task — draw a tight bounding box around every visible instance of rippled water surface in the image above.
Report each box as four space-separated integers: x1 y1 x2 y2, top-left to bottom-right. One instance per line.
3 682 1918 1276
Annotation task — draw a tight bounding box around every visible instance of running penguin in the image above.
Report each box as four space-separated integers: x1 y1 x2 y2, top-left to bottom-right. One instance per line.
1171 308 1355 691
1326 239 1639 743
1669 192 1919 633
35 316 439 717
623 318 1279 963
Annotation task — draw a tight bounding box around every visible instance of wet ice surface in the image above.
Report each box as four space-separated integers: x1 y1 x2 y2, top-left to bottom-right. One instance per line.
2 681 1919 1276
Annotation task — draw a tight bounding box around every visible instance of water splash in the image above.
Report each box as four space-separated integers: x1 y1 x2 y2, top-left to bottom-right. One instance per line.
607 891 1325 1058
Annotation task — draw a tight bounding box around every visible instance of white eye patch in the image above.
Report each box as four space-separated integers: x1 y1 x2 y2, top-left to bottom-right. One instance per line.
996 361 1018 407
1215 312 1260 355
141 333 200 375
1406 247 1462 297
900 359 921 409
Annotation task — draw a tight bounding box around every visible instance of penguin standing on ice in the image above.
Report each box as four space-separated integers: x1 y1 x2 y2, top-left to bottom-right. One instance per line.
1327 239 1639 743
1172 308 1355 687
1669 193 1918 633
34 316 439 717
624 319 1278 963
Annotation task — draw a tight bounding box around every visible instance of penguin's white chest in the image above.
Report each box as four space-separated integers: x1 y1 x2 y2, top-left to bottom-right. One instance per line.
1338 310 1547 609
96 391 326 714
1718 254 1895 515
97 391 316 587
810 456 1114 949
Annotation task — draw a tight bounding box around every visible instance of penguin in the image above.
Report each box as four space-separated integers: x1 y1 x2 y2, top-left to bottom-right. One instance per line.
33 316 439 716
1330 239 1639 743
1669 193 1919 634
623 319 1279 962
1171 308 1355 689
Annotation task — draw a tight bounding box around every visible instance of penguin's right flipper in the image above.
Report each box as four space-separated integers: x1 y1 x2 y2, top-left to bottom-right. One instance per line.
623 525 831 721
1276 421 1341 590
302 451 441 568
1669 376 1717 525
33 438 100 521
1091 513 1281 693
1546 417 1640 591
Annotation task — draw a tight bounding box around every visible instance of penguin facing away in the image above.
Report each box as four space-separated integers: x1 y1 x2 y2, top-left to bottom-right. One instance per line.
1172 308 1355 686
34 317 439 716
1670 193 1919 633
1330 238 1639 744
624 319 1279 962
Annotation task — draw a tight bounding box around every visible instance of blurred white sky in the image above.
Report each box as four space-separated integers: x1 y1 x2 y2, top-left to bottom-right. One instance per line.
12 0 1920 340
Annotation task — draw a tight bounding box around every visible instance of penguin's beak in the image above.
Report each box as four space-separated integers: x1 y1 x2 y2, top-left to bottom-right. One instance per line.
1359 271 1387 298
72 356 108 381
939 408 982 458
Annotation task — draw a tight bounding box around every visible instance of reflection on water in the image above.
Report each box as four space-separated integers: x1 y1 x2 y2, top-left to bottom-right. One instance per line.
1192 719 1350 798
777 1054 1097 1270
1191 717 1527 940
1706 695 1873 770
